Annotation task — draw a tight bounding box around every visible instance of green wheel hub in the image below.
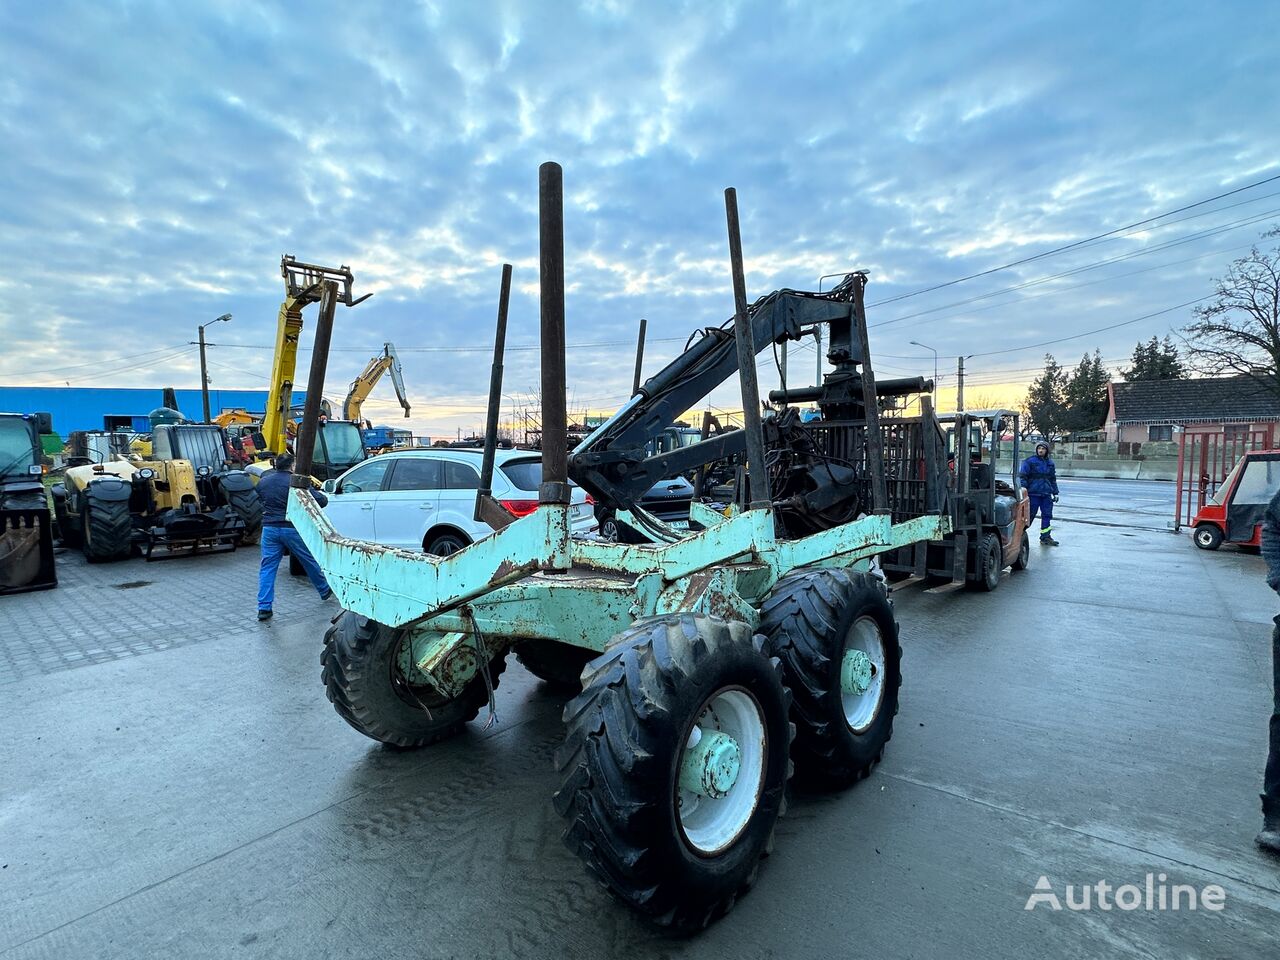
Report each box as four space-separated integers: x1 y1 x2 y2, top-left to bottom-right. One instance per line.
679 728 742 799
841 648 874 697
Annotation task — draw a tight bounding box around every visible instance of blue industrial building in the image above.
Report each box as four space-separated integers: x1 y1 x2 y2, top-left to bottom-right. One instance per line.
0 386 310 434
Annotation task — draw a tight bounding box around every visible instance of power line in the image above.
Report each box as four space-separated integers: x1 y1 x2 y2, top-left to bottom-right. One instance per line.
869 208 1279 330
864 170 1280 308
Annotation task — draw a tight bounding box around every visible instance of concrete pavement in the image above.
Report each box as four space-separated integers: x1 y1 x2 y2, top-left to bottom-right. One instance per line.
0 516 1276 959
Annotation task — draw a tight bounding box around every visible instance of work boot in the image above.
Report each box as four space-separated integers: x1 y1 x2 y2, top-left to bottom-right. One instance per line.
1259 803 1280 856
257 609 273 622
1040 535 1060 546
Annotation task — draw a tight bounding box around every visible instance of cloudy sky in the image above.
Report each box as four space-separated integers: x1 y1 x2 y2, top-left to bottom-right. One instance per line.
2 0 1278 438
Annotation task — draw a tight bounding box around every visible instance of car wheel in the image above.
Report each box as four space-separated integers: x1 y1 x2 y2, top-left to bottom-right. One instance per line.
425 531 470 556
1193 524 1223 551
599 514 621 543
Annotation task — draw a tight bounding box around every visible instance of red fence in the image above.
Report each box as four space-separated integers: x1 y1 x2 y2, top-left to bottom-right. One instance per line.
1175 425 1276 529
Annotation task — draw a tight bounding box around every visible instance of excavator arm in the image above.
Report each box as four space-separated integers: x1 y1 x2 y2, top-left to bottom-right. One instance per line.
343 343 410 423
569 273 930 517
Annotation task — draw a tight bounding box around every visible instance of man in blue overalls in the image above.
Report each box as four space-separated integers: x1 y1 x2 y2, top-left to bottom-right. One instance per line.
1019 442 1060 546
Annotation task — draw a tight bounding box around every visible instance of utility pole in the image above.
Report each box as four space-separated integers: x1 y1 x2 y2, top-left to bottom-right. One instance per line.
196 313 232 423
956 355 966 412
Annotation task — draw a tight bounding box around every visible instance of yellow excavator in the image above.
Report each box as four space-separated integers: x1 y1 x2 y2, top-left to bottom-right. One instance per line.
343 342 410 453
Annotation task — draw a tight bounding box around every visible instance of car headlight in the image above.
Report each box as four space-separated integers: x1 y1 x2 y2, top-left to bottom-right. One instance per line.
196 465 212 477
138 468 155 480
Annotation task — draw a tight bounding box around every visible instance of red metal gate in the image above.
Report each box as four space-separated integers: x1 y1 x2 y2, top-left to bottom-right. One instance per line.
1175 425 1275 529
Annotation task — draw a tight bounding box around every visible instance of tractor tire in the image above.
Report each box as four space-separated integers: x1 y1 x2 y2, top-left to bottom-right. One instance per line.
227 487 263 546
514 639 596 693
321 610 506 748
554 614 792 932
1193 524 1223 551
969 532 1003 592
1011 532 1030 571
759 568 900 790
81 499 132 564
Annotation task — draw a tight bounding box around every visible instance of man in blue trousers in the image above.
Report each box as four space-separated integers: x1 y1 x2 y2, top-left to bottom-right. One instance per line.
1019 442 1060 546
254 454 331 621
1257 485 1280 855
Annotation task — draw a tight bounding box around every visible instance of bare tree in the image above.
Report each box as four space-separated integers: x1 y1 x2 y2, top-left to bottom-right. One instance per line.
1183 228 1280 400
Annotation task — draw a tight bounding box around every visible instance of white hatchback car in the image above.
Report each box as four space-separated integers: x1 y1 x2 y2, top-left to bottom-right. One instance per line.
322 447 598 555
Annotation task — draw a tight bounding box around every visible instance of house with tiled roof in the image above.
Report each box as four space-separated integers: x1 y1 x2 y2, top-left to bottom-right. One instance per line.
1104 375 1280 445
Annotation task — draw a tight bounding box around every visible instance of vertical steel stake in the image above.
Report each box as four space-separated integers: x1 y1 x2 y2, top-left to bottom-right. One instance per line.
477 263 513 525
291 280 338 487
539 162 569 506
723 188 771 510
631 317 648 397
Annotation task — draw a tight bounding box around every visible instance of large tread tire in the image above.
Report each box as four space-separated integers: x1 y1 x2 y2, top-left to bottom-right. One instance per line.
554 614 793 933
514 639 596 693
968 532 1002 592
82 499 132 563
320 610 506 748
227 487 263 546
759 568 900 790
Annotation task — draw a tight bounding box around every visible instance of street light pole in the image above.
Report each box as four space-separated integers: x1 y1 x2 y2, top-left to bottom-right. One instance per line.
909 340 937 401
197 313 232 423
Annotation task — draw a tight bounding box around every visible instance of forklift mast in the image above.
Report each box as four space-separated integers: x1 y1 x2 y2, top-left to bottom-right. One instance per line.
342 342 410 424
261 256 371 456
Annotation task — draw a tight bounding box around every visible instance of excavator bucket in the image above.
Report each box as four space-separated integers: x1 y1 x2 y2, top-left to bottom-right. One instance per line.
0 507 57 595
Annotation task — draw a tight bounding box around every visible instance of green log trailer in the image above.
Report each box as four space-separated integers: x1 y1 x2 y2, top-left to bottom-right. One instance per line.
289 164 949 931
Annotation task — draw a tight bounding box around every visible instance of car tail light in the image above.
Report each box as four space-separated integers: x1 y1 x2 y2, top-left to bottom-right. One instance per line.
585 493 595 505
499 499 539 517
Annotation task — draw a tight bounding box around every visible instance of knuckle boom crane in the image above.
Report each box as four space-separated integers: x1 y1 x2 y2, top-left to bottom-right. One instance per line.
569 272 942 538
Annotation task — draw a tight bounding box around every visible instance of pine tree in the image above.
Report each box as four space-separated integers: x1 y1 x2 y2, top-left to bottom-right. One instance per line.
1024 354 1068 439
1123 335 1186 381
1062 350 1109 433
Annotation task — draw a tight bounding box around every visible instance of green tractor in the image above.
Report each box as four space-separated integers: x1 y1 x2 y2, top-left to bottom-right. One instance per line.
289 166 949 931
0 412 57 594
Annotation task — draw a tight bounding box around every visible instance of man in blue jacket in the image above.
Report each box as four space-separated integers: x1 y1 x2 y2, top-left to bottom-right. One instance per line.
1019 442 1060 546
1257 486 1280 855
255 454 331 622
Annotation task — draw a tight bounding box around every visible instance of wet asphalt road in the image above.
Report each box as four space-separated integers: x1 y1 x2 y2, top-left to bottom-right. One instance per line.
1 492 1276 959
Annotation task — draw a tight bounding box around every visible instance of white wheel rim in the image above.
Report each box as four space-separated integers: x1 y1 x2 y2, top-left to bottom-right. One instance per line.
1196 529 1212 545
843 616 886 733
676 688 766 856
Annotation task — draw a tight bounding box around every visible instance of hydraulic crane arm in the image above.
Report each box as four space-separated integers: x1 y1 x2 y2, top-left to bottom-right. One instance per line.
569 273 929 513
343 342 411 423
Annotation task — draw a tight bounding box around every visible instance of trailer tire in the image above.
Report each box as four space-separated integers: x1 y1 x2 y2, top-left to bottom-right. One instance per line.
1011 532 1030 571
969 532 1002 592
514 639 595 692
81 499 132 563
1193 524 1223 551
759 568 900 790
554 614 792 932
321 611 506 748
226 487 262 546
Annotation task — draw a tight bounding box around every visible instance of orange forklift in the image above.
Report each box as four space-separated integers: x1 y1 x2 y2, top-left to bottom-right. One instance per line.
1190 449 1280 550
